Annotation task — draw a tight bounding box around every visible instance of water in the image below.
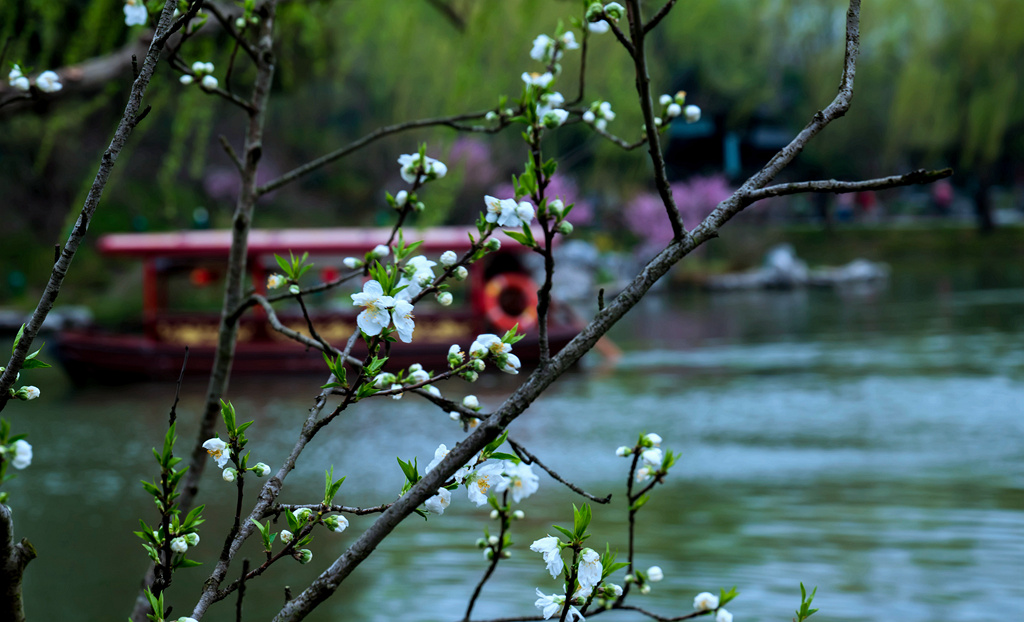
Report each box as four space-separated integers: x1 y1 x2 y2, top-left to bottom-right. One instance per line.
3 266 1022 622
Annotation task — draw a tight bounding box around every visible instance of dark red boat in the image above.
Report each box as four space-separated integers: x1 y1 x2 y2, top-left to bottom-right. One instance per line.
56 227 581 383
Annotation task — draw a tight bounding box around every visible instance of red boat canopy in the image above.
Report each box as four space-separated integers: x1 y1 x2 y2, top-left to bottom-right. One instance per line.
98 227 536 258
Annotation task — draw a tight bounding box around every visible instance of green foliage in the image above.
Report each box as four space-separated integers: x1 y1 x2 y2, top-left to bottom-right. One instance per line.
795 583 819 621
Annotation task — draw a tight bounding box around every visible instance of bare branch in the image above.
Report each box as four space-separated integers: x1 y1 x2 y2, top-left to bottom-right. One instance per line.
644 0 679 34
508 439 612 504
0 503 36 622
744 168 953 201
424 0 466 32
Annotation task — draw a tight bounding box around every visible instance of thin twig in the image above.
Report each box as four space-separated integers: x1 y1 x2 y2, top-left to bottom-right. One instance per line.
508 439 612 504
643 0 679 34
235 558 250 622
463 492 510 621
744 168 953 201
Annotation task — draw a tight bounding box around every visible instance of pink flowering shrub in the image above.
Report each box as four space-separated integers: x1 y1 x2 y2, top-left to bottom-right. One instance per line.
625 175 732 246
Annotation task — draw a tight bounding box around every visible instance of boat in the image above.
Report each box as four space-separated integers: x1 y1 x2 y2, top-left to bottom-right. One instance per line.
55 227 582 383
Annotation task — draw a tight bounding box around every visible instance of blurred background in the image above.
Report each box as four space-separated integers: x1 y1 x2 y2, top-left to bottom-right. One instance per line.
0 0 1022 620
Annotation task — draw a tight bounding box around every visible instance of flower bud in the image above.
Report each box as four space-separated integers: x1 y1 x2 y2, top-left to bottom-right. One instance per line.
252 462 271 477
372 244 390 258
674 90 687 105
201 75 218 90
644 433 662 447
604 2 625 20
583 110 596 124
685 105 701 123
461 370 479 383
267 274 286 289
659 94 672 106
222 468 237 482
414 201 426 213
547 199 565 217
615 446 632 457
170 537 188 554
235 17 246 29
488 536 499 546
325 514 350 533
501 550 511 558
489 510 499 520
647 566 664 582
185 532 200 547
288 284 300 295
484 549 494 560
296 548 313 564
463 395 480 410
191 61 206 74
557 221 574 235
280 530 294 544
448 344 464 367
16 386 40 401
666 103 682 118
449 411 461 421
484 238 501 252
437 292 453 306
476 537 488 549
179 75 194 85
343 257 362 269
470 359 486 372
454 266 469 281
585 2 604 22
512 510 525 520
440 250 458 267
294 508 313 522
640 584 651 595
485 111 498 121
394 190 408 207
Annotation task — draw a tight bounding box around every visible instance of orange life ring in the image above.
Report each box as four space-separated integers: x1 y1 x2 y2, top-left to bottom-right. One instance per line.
482 273 539 333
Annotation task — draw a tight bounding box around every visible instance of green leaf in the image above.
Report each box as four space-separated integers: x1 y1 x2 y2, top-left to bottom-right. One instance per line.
573 503 592 538
488 452 520 463
21 357 50 369
552 524 575 541
482 430 509 458
720 585 740 607
630 494 651 511
220 400 237 432
504 230 532 246
175 558 204 568
12 324 25 353
274 253 291 275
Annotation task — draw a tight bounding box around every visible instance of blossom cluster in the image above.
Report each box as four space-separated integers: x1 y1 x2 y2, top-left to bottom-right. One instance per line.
8 64 62 93
422 443 539 513
398 152 447 185
582 101 616 131
180 61 218 90
484 195 535 229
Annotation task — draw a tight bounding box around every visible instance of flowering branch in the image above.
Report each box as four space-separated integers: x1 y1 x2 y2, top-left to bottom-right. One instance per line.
463 491 512 621
0 0 183 413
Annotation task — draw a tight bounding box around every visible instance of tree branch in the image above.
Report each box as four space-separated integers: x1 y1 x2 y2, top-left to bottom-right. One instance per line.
0 0 185 411
743 168 953 201
0 503 36 622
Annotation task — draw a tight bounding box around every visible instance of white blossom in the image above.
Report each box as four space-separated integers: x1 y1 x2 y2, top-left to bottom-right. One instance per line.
484 195 520 227
280 530 293 544
463 461 509 506
530 34 555 62
267 274 286 289
694 592 720 611
372 244 390 258
589 19 610 33
542 108 569 128
647 566 664 582
201 75 218 90
394 190 408 206
343 257 361 269
635 466 652 483
170 537 188 554
437 292 453 306
666 103 682 118
351 280 395 336
203 438 231 468
454 266 468 280
685 105 701 123
19 386 40 400
577 548 603 592
10 75 29 91
327 514 349 533
659 94 673 106
645 433 662 446
534 589 564 619
521 71 554 88
516 201 536 224
179 75 194 85
253 462 271 477
222 468 237 482
615 446 632 457
408 368 430 384
425 444 449 472
392 299 416 343
11 439 32 469
425 385 441 398
440 250 458 267
530 536 564 578
425 487 452 514
397 153 447 184
583 110 596 124
716 609 733 622
35 71 62 93
391 383 403 400
641 448 663 468
503 461 539 503
191 61 206 74
124 0 147 26
463 394 480 410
